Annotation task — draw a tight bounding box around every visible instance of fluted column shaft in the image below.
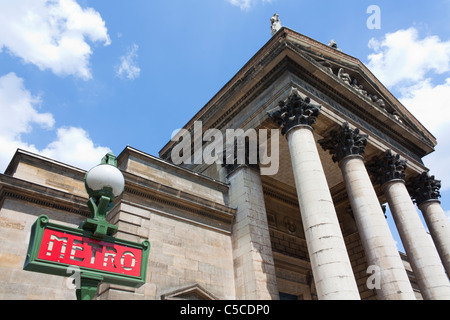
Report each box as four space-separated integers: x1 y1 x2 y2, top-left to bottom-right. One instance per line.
320 123 415 300
269 88 360 300
373 151 450 300
410 173 450 276
419 200 450 276
287 126 359 300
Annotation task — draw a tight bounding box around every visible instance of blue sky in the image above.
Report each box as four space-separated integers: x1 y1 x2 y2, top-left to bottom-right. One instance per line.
1 0 450 252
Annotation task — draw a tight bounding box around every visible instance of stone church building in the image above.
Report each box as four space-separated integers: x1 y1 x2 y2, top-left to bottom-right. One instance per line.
1 24 450 300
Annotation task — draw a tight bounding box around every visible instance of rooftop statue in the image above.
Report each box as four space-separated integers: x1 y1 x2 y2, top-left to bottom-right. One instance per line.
270 13 282 36
328 39 342 52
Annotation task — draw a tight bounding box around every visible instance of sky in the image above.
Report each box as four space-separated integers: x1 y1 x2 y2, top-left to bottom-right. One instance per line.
1 0 450 253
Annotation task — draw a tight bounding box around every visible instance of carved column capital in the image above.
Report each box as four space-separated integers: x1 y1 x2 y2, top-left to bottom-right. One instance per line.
367 150 407 186
222 138 260 176
408 172 441 206
268 87 321 136
318 122 368 163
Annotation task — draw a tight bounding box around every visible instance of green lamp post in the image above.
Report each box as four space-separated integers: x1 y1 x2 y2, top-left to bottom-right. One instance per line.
77 153 125 299
23 153 150 301
80 153 124 238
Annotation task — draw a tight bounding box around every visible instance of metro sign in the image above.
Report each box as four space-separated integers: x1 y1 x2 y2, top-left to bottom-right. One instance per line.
24 215 150 288
39 229 142 277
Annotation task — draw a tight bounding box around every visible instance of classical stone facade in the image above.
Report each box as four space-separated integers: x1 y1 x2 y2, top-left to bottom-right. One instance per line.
1 26 450 300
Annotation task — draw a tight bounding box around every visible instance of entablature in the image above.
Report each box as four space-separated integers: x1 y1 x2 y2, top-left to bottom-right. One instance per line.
159 27 436 171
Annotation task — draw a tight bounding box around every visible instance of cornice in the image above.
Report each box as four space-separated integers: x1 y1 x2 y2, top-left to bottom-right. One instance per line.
159 45 290 162
4 148 86 177
261 176 299 208
159 27 436 165
119 146 229 192
159 28 291 158
0 173 90 217
123 171 235 234
0 169 236 234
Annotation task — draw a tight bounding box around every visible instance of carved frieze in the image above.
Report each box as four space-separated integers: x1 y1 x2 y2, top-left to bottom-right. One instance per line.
313 56 404 123
268 87 322 135
408 172 442 205
283 216 297 234
318 122 368 163
337 66 390 112
367 149 407 186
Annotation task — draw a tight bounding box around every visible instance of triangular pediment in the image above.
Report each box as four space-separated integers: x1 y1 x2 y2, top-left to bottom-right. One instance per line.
282 32 436 149
160 27 436 164
161 284 218 300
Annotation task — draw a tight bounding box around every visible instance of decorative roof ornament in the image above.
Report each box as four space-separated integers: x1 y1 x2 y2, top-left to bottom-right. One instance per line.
270 13 282 36
328 39 342 52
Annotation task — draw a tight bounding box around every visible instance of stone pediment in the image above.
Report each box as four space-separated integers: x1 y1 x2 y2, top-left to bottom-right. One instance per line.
160 284 218 300
280 30 436 151
160 27 435 168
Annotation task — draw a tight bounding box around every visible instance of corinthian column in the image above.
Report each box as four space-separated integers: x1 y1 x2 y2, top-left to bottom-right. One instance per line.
410 173 450 276
319 123 415 300
269 88 360 300
369 150 450 300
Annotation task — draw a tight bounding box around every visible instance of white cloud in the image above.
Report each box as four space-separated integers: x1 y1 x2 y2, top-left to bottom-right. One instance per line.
0 0 110 80
399 78 450 133
0 136 40 173
0 72 110 172
116 44 140 80
227 0 254 10
367 28 450 88
398 77 450 191
367 28 450 191
226 0 272 10
0 72 54 139
41 127 111 170
0 72 52 170
422 132 450 192
398 70 450 193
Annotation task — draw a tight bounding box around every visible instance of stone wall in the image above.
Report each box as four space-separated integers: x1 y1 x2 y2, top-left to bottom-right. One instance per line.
0 198 85 299
0 149 236 300
97 201 236 300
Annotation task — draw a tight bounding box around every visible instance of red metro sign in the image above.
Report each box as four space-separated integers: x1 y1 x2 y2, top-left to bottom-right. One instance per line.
24 215 150 288
38 229 142 277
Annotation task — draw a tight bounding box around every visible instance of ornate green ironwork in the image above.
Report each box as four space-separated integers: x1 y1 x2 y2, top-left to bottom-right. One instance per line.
24 215 150 287
23 153 151 300
81 153 122 238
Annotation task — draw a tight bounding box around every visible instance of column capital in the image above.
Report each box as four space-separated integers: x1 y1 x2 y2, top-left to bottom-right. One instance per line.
408 172 441 206
222 138 260 176
318 122 368 163
367 150 407 186
268 87 321 136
